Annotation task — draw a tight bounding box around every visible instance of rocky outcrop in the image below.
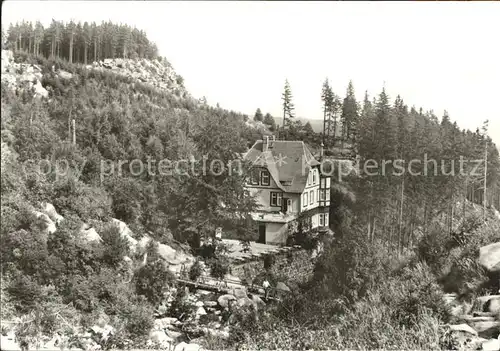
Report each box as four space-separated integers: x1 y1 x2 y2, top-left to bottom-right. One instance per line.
1 50 48 99
89 57 188 98
33 211 57 234
1 49 189 101
79 223 102 243
41 202 64 225
111 218 138 251
479 243 500 273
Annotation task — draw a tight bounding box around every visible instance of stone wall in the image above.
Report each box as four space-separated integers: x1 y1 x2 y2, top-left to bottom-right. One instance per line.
230 246 315 286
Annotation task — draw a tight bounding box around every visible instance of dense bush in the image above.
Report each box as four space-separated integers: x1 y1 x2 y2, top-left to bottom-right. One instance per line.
209 256 230 280
134 261 175 305
189 259 203 281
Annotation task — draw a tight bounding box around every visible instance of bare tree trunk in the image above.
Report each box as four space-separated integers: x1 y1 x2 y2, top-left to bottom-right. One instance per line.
72 119 76 145
69 33 74 63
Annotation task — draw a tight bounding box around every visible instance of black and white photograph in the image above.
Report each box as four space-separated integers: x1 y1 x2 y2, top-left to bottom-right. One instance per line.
1 1 499 350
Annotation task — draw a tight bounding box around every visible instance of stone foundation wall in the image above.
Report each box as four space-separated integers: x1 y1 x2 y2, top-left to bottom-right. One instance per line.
230 246 315 286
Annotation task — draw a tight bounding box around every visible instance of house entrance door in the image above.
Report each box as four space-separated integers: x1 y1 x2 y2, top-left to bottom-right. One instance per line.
258 224 266 244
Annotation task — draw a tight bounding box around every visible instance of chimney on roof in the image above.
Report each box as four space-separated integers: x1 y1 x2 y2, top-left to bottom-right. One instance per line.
263 136 269 152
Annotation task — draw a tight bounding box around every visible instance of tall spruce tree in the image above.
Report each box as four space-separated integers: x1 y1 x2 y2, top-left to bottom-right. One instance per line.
282 79 295 130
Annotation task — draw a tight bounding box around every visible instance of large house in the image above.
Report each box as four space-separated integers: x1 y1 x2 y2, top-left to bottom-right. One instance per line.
244 136 331 245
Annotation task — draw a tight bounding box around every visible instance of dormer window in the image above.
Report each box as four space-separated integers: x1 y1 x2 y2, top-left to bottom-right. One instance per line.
250 169 259 185
261 170 270 186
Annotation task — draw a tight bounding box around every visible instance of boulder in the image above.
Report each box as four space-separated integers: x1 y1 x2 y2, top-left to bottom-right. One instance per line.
205 328 230 339
195 301 204 307
196 307 207 316
41 202 64 224
0 331 21 351
149 330 174 348
79 223 102 243
157 243 177 262
484 296 500 315
466 320 500 339
218 294 237 308
33 80 48 99
449 323 478 336
476 296 500 313
203 300 218 308
233 287 247 299
237 297 254 308
482 338 500 351
33 211 56 234
479 243 500 273
276 282 291 292
165 329 183 341
111 218 138 250
154 317 178 330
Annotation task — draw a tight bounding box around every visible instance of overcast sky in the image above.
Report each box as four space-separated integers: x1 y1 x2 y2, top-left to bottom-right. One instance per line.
3 1 499 144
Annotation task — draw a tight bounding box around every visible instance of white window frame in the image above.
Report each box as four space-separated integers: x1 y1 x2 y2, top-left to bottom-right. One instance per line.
319 213 324 226
312 169 317 185
271 192 282 207
303 193 308 207
309 190 314 205
250 169 259 185
320 189 326 201
261 170 270 186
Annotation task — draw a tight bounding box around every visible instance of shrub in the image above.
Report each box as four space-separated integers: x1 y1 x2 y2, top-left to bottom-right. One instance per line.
209 256 230 279
6 275 43 313
134 261 175 305
168 287 195 321
100 224 130 268
122 297 155 340
263 254 275 270
189 259 203 281
312 231 392 303
416 225 450 271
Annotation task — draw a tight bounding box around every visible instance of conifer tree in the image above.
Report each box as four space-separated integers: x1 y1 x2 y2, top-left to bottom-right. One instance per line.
282 79 295 129
341 80 359 147
254 108 263 122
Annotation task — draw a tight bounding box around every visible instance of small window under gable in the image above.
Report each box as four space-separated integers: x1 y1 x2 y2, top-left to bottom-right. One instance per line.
250 169 259 185
312 169 317 185
303 192 308 207
261 170 270 186
309 190 314 204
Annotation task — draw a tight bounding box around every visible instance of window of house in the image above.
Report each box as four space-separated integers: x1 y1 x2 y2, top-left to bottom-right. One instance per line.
250 169 259 185
261 170 270 186
320 177 326 188
319 213 329 226
309 190 314 204
271 192 282 207
312 169 317 185
319 189 326 201
303 192 308 207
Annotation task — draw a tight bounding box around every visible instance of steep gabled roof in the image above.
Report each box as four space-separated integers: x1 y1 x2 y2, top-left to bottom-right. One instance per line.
244 139 320 193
